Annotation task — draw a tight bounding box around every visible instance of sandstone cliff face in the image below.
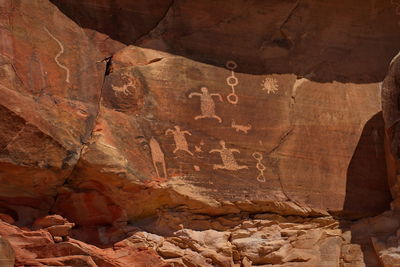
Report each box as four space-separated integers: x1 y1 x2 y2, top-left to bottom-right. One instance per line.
0 0 400 266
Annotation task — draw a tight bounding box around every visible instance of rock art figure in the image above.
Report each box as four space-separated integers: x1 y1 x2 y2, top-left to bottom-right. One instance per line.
189 87 223 123
225 60 239 104
44 27 70 83
195 140 205 152
252 152 266 182
209 140 248 170
165 125 193 156
231 120 252 134
261 77 279 94
112 73 138 96
149 137 167 178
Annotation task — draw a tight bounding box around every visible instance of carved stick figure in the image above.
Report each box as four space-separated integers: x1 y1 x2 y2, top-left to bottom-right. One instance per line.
149 137 167 178
165 126 193 156
189 87 223 123
209 140 248 171
252 152 266 182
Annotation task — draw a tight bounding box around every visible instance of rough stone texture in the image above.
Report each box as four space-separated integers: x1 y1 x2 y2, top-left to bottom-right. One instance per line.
1 0 400 266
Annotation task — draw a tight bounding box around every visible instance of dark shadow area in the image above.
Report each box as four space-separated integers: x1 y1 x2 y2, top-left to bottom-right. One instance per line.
50 0 400 83
342 111 392 219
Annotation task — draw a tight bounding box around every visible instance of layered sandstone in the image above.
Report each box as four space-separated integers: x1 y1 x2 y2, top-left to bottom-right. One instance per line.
0 0 400 266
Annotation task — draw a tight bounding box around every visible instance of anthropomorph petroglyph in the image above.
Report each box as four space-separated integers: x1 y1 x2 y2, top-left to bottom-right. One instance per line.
189 87 223 123
231 120 252 134
209 140 248 170
112 73 138 96
252 152 266 182
261 77 278 94
165 125 193 156
149 137 167 178
225 60 239 104
44 27 70 83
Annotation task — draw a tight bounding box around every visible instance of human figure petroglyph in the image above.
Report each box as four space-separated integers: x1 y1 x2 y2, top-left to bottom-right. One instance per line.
112 74 138 96
189 87 223 123
226 60 239 104
149 137 167 178
209 140 248 170
165 125 193 156
231 120 252 134
44 27 70 83
252 152 266 182
261 77 278 94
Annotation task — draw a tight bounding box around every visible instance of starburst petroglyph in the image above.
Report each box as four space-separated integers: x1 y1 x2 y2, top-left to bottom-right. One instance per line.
165 125 193 156
261 77 279 94
189 87 223 123
209 140 248 171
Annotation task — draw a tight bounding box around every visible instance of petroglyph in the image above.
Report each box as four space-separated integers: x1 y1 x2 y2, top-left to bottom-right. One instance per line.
225 60 239 104
44 27 70 83
195 140 205 153
209 140 248 171
112 74 139 96
252 152 266 182
189 87 223 123
194 165 201 172
261 77 278 94
231 120 252 134
165 125 193 156
149 137 167 178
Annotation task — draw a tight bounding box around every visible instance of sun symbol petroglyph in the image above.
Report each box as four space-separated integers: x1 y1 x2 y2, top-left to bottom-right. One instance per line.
149 137 167 178
261 77 279 94
209 140 248 171
165 125 193 156
112 74 138 96
231 120 252 134
252 152 266 182
225 60 239 104
44 27 70 83
189 87 223 123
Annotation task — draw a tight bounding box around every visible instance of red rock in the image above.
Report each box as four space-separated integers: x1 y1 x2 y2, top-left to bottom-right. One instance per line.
0 214 14 225
33 215 69 229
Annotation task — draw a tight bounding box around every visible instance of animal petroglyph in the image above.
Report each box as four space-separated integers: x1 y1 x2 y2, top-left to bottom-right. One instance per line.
225 60 239 104
209 140 248 171
189 87 223 123
149 137 167 178
165 125 193 156
252 152 266 182
112 74 138 96
44 27 70 83
261 77 278 94
231 120 252 134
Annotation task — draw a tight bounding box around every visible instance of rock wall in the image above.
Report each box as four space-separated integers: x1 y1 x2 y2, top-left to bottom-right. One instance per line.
0 0 400 266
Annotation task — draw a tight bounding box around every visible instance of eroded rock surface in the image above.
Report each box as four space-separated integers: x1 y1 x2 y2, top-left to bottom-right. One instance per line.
1 0 400 266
